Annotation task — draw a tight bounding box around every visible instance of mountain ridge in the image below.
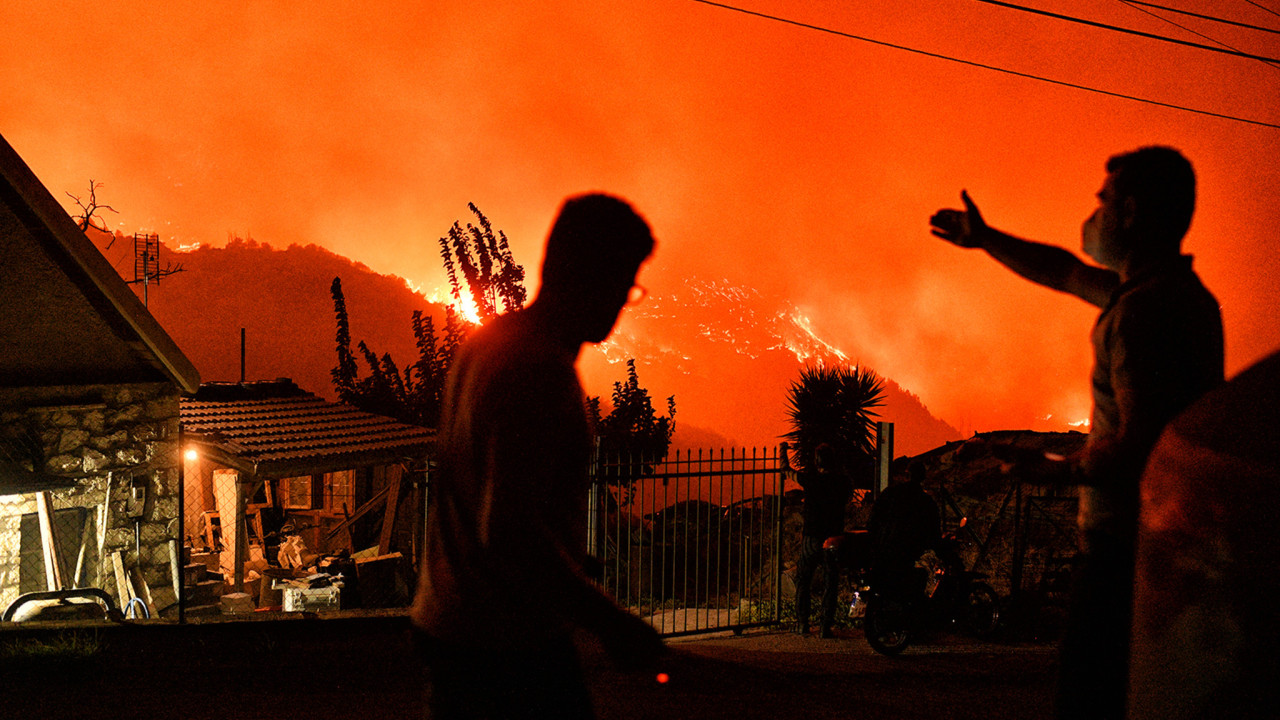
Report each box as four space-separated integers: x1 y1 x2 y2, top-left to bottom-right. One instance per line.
97 234 959 456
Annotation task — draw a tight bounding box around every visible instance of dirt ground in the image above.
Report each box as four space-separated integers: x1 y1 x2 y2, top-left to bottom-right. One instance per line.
0 613 1057 719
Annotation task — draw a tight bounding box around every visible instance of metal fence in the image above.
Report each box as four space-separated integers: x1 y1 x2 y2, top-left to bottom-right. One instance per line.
589 445 786 637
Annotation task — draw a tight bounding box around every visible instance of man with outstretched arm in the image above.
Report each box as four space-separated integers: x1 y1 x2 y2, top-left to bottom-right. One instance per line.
929 146 1223 720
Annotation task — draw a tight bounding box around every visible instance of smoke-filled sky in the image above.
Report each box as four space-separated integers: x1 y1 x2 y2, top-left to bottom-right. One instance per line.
5 0 1279 437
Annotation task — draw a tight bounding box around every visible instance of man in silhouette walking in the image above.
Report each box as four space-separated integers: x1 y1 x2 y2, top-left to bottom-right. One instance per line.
411 193 664 719
930 146 1223 720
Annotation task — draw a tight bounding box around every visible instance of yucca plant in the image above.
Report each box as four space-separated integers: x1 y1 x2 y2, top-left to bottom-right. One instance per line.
783 364 885 474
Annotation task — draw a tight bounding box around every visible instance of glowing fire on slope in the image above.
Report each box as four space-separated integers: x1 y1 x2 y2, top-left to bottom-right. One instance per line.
406 279 484 325
782 310 850 365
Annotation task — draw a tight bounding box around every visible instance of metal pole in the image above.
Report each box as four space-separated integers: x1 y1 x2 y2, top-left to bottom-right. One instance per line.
773 444 783 625
178 422 184 624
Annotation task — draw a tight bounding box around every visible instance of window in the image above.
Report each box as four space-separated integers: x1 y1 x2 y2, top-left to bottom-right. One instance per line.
281 475 323 510
325 469 355 514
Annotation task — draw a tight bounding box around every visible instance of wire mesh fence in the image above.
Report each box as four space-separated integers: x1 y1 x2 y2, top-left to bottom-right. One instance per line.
590 445 787 637
0 385 184 623
180 455 420 618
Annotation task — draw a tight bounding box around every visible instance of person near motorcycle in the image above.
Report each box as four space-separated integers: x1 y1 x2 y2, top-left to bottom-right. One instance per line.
867 461 941 603
789 442 852 638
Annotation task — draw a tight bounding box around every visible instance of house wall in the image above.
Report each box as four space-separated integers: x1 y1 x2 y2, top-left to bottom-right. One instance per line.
0 381 182 616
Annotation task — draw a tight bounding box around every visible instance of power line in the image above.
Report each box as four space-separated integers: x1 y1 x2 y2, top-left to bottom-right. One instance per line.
1119 0 1280 70
972 0 1280 63
1125 1 1280 34
1243 0 1280 19
688 0 1280 130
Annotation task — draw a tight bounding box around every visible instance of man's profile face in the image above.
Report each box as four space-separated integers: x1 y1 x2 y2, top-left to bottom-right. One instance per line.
581 261 648 345
1082 173 1128 270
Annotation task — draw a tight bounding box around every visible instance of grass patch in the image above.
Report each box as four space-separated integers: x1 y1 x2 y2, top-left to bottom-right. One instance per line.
0 629 104 665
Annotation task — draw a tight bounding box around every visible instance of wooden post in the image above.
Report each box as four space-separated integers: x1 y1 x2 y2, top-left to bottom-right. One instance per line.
213 469 244 591
875 421 895 500
377 469 403 556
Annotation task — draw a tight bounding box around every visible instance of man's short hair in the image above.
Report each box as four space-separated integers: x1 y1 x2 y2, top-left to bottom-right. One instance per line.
908 461 927 484
541 193 655 292
1106 146 1196 249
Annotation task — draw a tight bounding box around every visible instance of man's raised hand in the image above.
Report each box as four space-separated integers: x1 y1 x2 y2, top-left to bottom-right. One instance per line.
930 190 987 249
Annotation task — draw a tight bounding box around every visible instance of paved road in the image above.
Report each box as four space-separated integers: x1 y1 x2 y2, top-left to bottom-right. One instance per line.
593 629 1057 720
1 617 1056 719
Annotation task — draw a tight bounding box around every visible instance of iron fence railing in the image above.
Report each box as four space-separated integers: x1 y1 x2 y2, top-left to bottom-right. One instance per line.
589 445 786 637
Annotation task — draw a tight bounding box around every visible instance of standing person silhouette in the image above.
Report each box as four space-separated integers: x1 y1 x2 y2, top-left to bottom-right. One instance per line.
930 146 1224 720
789 443 852 638
867 461 940 602
411 193 665 719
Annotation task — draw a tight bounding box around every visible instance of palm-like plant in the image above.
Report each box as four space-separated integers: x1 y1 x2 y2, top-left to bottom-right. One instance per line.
783 364 885 474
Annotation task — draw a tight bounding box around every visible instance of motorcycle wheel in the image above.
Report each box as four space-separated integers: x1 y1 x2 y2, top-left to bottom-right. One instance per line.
962 582 1001 638
864 596 912 655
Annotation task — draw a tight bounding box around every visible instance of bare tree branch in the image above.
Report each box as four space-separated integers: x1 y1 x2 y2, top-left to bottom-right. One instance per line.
65 179 119 246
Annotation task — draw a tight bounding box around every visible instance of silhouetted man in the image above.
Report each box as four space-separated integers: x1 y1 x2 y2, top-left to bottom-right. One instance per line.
930 146 1223 720
867 461 940 601
789 442 852 638
411 194 664 719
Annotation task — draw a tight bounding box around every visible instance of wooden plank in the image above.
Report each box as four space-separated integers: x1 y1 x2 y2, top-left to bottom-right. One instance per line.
324 483 392 541
36 492 65 591
72 514 94 589
377 469 403 556
169 538 182 600
129 565 157 618
111 551 135 606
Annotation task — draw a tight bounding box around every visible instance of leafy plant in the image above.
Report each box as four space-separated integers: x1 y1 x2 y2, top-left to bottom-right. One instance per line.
331 203 523 426
438 203 527 323
783 364 885 474
587 359 675 501
330 277 470 427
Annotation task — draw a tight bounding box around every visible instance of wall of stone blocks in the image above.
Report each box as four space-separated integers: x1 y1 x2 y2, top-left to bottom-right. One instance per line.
0 381 182 616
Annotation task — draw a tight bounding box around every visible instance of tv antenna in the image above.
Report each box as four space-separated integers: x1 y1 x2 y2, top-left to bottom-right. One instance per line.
128 232 183 306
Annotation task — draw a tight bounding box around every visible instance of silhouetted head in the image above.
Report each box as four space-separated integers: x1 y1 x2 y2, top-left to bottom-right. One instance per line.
1083 146 1195 270
537 193 655 344
813 443 837 473
907 461 926 485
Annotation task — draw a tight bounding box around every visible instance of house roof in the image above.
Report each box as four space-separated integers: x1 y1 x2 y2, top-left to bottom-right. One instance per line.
0 132 199 393
180 379 434 478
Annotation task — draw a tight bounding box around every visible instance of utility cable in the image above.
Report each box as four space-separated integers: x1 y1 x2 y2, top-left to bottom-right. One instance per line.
688 0 1280 129
1118 0 1280 70
1125 1 1280 34
1243 0 1280 19
972 0 1280 63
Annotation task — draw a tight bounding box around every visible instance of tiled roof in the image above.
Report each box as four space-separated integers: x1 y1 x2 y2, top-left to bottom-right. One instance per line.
180 380 433 477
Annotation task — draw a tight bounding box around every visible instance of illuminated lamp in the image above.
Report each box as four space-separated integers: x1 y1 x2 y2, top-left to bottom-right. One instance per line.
184 448 198 461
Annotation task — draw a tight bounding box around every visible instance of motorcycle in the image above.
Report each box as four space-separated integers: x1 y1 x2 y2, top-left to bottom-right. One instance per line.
827 520 1001 655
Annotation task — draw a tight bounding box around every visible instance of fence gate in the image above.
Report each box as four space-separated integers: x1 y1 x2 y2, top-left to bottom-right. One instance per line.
588 445 786 637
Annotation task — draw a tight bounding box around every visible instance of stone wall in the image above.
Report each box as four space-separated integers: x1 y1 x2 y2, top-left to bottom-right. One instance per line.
0 381 181 616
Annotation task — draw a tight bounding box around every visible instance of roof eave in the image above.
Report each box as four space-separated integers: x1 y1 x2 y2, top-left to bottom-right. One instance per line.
0 133 201 394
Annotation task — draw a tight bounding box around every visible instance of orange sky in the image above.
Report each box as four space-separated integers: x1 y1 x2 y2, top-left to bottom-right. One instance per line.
4 0 1278 440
